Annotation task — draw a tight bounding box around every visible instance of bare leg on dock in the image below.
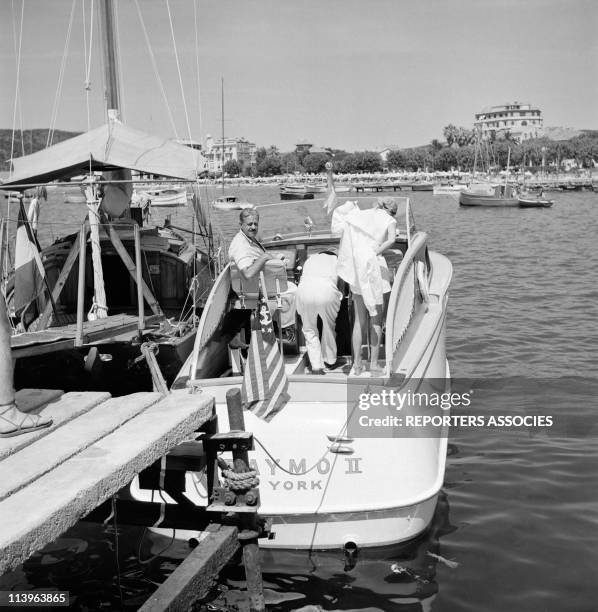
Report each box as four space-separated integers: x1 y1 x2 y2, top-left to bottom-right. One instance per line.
0 295 52 437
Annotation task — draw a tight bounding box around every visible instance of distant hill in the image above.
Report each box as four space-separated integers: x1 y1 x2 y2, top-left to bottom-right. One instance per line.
0 128 81 171
541 126 584 141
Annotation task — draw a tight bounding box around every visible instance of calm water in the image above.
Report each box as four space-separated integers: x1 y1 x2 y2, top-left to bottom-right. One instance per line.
1 186 597 611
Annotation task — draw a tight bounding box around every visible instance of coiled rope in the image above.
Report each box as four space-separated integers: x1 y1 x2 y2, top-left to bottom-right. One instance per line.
220 467 260 492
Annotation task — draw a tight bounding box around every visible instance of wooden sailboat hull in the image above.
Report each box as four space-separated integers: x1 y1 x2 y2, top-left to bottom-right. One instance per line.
6 229 210 394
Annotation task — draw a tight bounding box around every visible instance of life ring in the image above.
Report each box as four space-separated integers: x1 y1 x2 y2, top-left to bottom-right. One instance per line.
416 260 430 303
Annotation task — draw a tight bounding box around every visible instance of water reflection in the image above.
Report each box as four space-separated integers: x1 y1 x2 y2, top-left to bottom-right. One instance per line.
187 491 457 611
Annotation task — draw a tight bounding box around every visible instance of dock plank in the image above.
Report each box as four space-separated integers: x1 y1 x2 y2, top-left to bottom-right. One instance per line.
139 525 239 612
0 390 214 574
0 392 163 502
0 391 111 460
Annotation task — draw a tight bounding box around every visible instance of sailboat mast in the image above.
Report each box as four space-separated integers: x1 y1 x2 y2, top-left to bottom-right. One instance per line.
99 0 120 120
221 77 225 195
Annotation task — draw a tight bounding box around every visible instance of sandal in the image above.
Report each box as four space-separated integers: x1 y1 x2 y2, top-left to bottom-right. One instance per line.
0 403 53 438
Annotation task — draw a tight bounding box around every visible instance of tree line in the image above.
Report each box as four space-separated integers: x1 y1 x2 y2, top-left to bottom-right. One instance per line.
225 126 598 177
3 127 597 178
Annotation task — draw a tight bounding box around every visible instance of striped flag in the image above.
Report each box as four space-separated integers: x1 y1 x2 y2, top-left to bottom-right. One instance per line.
241 289 289 421
13 201 46 317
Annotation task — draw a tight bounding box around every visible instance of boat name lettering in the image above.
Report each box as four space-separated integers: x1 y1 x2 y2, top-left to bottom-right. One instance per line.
344 457 363 474
269 480 322 491
263 457 363 476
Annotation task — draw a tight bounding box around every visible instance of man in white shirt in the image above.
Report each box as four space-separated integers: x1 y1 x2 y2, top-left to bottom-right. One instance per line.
228 208 297 329
295 249 342 374
228 209 272 280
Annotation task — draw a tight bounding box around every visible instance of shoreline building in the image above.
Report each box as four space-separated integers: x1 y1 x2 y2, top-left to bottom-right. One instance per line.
204 135 256 175
474 102 543 141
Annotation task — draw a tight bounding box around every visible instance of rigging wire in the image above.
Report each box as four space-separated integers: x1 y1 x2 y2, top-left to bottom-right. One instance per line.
165 0 211 270
134 0 178 137
165 0 194 146
82 0 95 176
112 0 126 121
193 0 203 139
83 0 95 117
9 0 26 172
47 0 76 148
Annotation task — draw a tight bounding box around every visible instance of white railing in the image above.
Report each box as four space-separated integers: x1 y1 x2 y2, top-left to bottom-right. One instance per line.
385 232 428 364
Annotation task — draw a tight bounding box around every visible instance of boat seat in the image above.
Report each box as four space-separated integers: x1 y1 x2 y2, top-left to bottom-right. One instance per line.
266 249 297 272
230 259 288 310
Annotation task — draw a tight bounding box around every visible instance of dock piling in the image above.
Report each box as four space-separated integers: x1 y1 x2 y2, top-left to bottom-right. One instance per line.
225 388 266 612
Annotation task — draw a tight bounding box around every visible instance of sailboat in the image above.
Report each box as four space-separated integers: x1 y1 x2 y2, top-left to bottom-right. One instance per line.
517 154 554 208
129 166 454 549
459 139 519 207
210 79 254 212
0 0 216 393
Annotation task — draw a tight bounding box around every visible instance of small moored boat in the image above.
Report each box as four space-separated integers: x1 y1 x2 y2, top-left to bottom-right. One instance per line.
280 184 315 200
518 195 554 208
137 187 189 207
459 182 519 207
212 195 255 211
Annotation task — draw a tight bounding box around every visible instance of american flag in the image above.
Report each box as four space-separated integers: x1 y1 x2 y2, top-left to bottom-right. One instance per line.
241 289 289 421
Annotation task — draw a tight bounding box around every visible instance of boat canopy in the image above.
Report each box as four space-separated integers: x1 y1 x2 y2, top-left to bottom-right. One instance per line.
1 121 209 190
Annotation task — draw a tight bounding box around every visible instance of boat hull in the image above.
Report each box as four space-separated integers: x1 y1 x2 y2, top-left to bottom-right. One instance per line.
139 188 188 207
433 184 466 195
130 230 452 550
459 191 519 206
411 182 434 192
518 198 554 208
280 191 315 200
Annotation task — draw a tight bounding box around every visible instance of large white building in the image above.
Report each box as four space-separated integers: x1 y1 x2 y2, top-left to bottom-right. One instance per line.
474 102 543 141
204 135 256 174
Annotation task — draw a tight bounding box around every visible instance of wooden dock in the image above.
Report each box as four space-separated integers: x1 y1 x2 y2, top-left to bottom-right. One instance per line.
0 387 213 575
354 182 410 192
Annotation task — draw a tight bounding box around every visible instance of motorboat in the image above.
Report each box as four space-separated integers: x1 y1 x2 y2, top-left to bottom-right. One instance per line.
279 184 315 200
459 182 519 206
130 197 454 549
411 181 434 192
212 195 255 211
518 194 554 208
433 183 467 196
137 186 189 207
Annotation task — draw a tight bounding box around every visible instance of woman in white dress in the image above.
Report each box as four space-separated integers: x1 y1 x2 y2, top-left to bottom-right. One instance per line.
335 197 398 376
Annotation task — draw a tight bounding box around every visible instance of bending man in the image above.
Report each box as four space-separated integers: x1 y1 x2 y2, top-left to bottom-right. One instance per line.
295 249 342 374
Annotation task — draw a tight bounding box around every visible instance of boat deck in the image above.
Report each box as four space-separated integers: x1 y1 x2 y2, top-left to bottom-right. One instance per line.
282 349 381 378
10 313 162 359
0 387 213 574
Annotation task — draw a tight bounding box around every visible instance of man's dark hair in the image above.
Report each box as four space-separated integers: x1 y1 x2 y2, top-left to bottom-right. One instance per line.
239 208 259 223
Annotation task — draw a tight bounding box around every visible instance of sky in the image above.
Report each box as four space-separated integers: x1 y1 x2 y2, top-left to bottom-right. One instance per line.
1 0 597 152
